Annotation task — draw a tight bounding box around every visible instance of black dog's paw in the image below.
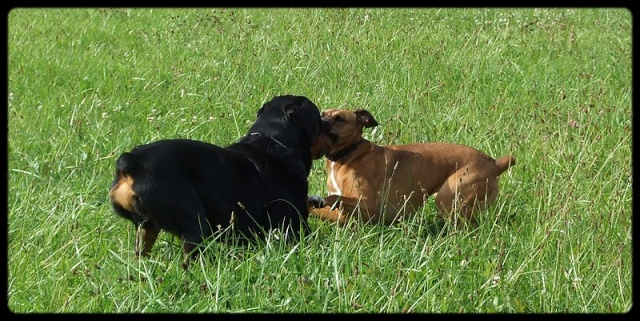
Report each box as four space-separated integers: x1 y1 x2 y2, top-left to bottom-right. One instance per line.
308 195 326 208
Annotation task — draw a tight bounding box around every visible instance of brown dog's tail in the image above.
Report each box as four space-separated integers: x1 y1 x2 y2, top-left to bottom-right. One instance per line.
495 155 516 175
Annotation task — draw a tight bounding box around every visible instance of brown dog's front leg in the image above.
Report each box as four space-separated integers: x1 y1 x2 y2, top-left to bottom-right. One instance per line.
309 194 348 225
311 206 349 226
310 195 369 226
321 195 342 209
307 195 327 209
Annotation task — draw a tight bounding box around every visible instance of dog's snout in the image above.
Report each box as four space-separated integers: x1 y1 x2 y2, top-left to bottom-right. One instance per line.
320 109 335 120
320 116 329 124
319 117 333 133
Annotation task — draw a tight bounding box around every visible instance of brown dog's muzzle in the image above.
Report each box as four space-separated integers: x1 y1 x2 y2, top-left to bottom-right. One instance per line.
310 118 334 160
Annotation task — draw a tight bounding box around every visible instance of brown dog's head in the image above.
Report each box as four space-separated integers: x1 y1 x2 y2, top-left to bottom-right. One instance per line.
316 109 378 158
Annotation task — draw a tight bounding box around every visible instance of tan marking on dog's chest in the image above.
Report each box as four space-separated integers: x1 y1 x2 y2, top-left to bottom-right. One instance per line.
109 174 136 212
328 161 342 196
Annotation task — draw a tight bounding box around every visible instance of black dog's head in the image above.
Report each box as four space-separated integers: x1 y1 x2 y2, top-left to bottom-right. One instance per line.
248 95 325 176
253 95 321 143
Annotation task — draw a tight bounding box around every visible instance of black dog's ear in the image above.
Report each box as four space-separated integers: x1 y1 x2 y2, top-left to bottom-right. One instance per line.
354 109 379 128
286 100 321 142
256 105 265 118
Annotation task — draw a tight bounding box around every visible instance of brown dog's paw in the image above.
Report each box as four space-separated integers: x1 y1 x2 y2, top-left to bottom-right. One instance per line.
308 195 326 208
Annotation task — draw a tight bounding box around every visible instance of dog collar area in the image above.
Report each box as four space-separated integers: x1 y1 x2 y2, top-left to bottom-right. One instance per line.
249 132 293 153
327 139 363 162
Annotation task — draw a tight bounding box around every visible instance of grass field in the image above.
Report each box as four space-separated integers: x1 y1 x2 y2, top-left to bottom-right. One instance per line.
7 8 632 313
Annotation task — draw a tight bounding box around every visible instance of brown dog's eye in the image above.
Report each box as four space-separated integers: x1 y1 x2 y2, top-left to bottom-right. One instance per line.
335 116 343 122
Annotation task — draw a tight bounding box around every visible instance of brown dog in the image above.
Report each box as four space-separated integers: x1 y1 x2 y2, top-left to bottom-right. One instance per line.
308 108 516 226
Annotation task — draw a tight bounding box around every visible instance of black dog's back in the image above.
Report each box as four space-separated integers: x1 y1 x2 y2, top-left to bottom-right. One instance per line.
111 139 267 241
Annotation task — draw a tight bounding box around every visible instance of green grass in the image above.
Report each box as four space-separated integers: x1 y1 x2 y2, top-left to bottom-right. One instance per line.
7 8 631 313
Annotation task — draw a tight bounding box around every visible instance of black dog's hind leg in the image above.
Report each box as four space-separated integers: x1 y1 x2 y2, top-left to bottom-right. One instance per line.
110 203 161 257
180 210 213 269
136 220 161 257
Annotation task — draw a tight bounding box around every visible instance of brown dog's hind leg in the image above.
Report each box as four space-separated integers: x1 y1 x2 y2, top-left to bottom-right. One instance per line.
435 171 500 225
434 183 463 225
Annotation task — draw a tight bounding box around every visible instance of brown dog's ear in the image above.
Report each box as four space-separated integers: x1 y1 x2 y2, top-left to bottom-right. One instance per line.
354 109 379 128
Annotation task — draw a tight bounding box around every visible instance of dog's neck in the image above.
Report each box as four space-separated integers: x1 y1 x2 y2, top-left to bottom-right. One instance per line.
327 139 364 162
249 132 293 154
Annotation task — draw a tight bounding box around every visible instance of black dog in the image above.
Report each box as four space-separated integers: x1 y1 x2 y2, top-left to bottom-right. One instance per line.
108 95 327 268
